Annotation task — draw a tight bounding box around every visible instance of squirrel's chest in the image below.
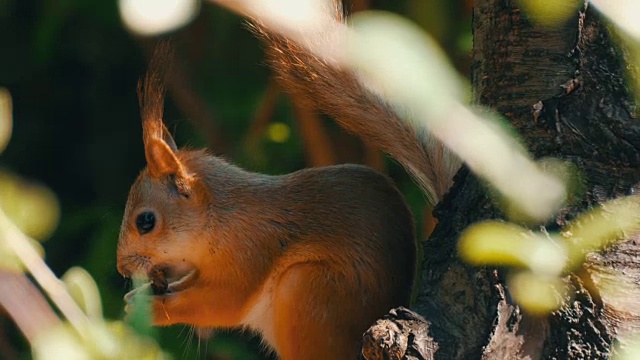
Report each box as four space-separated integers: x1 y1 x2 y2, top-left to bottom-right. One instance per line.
241 283 277 351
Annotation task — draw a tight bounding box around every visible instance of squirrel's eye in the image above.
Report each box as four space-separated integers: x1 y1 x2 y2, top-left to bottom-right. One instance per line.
136 211 156 235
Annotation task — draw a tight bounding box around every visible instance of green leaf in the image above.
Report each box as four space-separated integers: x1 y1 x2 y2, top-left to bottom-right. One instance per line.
126 277 158 340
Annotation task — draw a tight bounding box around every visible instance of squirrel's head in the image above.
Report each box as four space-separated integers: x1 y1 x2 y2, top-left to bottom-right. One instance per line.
116 111 206 267
117 43 280 329
116 122 216 325
116 52 217 326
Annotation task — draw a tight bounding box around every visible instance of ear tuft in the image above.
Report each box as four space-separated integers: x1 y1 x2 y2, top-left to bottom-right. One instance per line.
137 41 190 195
138 41 178 157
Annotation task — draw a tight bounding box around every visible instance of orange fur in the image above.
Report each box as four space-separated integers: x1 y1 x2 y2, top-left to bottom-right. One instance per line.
117 1 457 357
118 145 416 358
250 1 460 206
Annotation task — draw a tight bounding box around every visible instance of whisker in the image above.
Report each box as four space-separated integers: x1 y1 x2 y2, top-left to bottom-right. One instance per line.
160 299 171 321
204 335 209 360
179 325 193 360
196 331 201 360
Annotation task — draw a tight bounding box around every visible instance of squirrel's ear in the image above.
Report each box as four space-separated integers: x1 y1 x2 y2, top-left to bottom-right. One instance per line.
145 137 191 196
145 137 181 177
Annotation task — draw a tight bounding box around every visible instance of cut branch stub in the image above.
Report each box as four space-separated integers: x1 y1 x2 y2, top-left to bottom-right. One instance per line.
361 307 438 360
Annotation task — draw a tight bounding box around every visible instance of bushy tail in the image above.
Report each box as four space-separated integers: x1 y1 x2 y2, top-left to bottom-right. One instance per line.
251 3 460 205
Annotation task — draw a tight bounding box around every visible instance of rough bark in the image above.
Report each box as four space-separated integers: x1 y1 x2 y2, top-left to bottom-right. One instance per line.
362 1 640 359
361 307 438 360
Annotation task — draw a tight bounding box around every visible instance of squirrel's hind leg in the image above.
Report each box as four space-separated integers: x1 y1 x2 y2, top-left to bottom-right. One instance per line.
272 262 367 360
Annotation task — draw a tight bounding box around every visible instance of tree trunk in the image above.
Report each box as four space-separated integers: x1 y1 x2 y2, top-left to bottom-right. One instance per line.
362 1 640 359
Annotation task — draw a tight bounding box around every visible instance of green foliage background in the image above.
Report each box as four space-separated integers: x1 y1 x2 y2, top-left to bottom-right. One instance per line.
0 0 470 358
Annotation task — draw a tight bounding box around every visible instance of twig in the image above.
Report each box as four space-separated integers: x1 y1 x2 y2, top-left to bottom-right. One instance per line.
0 209 91 341
0 270 61 343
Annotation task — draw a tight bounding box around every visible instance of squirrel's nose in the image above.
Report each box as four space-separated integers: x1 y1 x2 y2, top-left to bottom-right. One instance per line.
116 234 137 277
117 258 133 278
116 248 139 278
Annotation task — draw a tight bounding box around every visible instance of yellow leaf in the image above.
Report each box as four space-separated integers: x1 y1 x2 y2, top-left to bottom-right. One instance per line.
509 271 567 314
62 267 103 321
0 88 12 154
563 195 640 269
0 170 60 241
0 208 44 272
517 0 582 27
459 221 566 276
267 122 291 143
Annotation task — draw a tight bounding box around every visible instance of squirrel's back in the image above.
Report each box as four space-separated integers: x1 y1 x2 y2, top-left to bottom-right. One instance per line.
228 162 416 357
179 152 416 305
275 164 416 302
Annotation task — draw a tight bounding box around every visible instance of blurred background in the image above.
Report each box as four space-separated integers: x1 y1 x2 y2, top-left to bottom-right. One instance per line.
0 0 471 358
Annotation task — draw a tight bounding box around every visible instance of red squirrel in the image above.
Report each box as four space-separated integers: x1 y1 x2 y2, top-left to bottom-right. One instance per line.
116 1 458 358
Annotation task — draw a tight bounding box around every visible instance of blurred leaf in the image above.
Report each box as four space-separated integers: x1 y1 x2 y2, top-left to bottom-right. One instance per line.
562 195 640 269
592 0 640 41
459 221 567 276
267 122 291 143
614 334 640 360
348 12 567 222
32 321 167 360
0 170 60 241
608 30 640 106
460 195 640 315
106 321 167 360
591 1 640 103
517 0 582 27
349 11 466 120
496 158 580 224
62 267 104 321
0 208 44 272
0 87 11 153
119 0 200 36
509 270 567 314
32 323 91 360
